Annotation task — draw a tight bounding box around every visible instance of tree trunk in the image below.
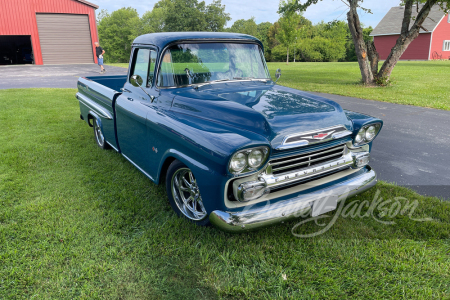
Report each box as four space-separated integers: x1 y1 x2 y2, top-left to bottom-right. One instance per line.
367 41 379 76
286 46 289 64
347 0 374 85
377 0 436 78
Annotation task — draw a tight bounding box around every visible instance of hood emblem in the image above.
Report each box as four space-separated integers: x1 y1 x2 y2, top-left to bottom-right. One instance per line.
277 125 353 150
302 130 335 140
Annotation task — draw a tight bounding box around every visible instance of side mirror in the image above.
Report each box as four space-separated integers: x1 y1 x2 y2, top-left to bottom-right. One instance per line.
275 69 281 82
130 75 143 87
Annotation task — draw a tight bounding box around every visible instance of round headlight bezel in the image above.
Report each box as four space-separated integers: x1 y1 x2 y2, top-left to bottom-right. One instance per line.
353 123 381 146
228 146 270 175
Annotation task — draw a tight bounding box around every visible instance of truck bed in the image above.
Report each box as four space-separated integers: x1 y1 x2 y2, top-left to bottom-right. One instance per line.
83 75 128 92
76 75 127 150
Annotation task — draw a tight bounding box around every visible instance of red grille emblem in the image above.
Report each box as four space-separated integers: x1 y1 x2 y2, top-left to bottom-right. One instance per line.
301 130 335 140
313 133 330 139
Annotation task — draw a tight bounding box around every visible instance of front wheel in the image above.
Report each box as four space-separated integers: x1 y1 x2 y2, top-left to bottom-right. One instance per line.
166 160 210 226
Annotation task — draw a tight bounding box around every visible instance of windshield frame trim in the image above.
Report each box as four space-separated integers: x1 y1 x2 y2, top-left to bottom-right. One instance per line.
155 39 269 89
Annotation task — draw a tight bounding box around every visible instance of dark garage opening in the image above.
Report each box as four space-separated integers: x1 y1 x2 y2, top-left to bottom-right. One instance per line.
0 35 34 65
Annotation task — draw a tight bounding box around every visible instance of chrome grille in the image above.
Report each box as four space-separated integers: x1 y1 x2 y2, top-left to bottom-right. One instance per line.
269 144 346 175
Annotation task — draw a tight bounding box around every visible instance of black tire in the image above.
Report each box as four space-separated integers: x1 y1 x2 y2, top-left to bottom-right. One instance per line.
93 118 110 150
166 160 210 226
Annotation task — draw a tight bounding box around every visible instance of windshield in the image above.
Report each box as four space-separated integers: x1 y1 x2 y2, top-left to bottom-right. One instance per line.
157 43 270 87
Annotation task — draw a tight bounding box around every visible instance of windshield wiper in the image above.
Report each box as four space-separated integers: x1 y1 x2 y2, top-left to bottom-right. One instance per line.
233 77 270 82
193 79 230 89
233 76 255 80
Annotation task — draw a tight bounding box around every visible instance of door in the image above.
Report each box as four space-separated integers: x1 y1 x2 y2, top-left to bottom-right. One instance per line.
116 48 158 178
36 13 94 64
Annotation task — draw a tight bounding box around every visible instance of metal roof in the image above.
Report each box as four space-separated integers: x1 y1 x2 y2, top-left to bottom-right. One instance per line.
370 5 446 36
75 0 99 9
132 32 263 50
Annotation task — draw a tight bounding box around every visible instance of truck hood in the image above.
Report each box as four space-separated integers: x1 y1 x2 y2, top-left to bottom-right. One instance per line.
169 83 353 149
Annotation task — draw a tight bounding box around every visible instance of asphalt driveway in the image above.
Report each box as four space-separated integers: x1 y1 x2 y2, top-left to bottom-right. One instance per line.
0 64 127 89
1 64 449 199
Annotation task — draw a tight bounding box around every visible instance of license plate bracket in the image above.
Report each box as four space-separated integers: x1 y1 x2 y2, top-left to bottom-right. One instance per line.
312 196 338 217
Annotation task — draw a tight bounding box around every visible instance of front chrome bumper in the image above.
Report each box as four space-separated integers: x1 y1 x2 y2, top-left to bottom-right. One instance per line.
210 166 377 232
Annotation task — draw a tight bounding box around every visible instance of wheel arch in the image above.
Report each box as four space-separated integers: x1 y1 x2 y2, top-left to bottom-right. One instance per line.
87 111 102 128
156 149 212 184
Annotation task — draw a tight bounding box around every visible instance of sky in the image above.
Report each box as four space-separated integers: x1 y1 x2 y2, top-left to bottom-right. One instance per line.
93 0 399 28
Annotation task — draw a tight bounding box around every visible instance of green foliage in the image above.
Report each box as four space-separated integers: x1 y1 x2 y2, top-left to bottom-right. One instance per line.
98 1 230 63
227 17 258 36
269 20 349 62
257 22 273 61
97 7 141 63
277 2 303 63
374 75 393 87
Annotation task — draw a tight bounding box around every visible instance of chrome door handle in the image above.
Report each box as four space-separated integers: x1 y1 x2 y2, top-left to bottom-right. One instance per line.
127 97 134 101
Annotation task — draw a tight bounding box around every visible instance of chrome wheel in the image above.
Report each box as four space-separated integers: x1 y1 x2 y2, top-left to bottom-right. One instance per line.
94 119 105 147
171 168 207 221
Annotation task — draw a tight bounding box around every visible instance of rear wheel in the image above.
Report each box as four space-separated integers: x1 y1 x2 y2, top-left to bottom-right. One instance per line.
166 160 209 226
93 118 109 149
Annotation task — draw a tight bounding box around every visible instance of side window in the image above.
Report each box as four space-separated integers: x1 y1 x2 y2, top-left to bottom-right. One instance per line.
158 51 175 87
148 51 157 86
131 48 150 86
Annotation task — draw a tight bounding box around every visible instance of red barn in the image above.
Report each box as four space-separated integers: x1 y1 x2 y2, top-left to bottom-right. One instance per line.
371 5 450 60
0 0 99 65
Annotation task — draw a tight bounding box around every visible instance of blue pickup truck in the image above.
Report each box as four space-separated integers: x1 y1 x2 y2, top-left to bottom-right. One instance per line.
77 32 382 232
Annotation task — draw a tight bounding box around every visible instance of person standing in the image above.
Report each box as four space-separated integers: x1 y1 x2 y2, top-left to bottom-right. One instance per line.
95 42 106 74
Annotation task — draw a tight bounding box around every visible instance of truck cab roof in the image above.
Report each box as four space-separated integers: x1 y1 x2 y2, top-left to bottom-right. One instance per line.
132 32 263 51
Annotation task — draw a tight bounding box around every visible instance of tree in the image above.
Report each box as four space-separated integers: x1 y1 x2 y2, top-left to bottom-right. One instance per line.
97 7 141 63
277 2 302 64
148 0 230 32
204 0 231 31
256 22 273 61
141 6 167 33
268 22 281 50
227 18 258 36
345 25 373 61
280 0 450 85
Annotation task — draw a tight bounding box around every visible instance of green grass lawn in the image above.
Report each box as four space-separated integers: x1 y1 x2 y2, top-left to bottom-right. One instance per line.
1 88 450 299
108 60 450 110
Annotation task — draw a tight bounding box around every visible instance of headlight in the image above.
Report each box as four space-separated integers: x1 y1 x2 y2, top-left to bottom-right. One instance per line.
354 123 381 146
355 128 365 144
230 152 247 172
229 147 269 174
248 149 264 168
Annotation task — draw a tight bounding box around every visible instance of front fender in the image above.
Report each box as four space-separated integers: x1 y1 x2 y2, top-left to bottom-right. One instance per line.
158 149 230 213
344 110 383 148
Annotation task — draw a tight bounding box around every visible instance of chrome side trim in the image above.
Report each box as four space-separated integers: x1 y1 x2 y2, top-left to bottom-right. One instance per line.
210 167 377 232
122 154 155 181
77 93 113 120
276 125 352 150
106 141 119 152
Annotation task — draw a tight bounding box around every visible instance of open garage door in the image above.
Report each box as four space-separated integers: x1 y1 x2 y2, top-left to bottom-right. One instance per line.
0 35 34 65
36 13 94 64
